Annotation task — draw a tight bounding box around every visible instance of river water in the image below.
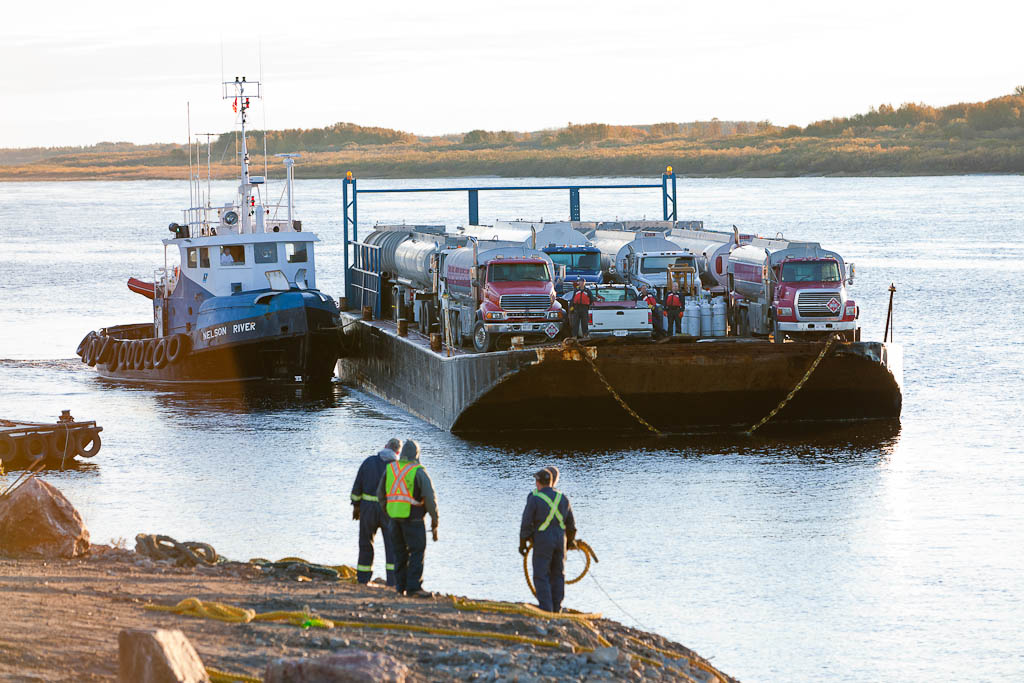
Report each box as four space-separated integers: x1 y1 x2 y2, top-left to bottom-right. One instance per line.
1 176 1022 681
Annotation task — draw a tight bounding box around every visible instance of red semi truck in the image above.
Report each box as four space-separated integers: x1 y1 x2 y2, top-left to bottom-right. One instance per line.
441 242 564 352
728 241 859 342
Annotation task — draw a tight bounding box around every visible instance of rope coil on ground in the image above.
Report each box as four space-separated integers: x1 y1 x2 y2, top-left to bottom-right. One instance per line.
745 333 838 435
134 534 219 567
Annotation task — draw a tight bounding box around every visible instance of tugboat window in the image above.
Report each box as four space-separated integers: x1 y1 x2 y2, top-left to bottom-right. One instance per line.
286 242 308 263
255 243 278 264
187 248 198 269
199 247 210 268
220 245 245 266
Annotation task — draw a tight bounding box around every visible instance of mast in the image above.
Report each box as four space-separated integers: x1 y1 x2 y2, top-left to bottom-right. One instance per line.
223 76 261 233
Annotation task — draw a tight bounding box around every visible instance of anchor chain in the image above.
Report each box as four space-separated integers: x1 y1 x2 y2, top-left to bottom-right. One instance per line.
564 339 662 435
745 333 838 435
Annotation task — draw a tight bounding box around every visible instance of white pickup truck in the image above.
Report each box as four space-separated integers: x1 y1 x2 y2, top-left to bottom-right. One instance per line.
587 285 653 339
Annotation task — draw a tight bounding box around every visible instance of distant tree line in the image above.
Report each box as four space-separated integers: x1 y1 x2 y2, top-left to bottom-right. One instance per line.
4 89 1024 179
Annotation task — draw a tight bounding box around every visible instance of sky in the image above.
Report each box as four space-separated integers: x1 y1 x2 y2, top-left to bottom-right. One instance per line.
2 0 1022 148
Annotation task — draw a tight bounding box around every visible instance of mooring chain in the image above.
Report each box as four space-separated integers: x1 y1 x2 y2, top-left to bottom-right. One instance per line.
745 333 838 435
565 339 662 435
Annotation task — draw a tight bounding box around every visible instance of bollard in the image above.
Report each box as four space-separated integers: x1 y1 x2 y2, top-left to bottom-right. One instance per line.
429 333 443 352
339 297 347 311
361 306 373 321
397 319 409 337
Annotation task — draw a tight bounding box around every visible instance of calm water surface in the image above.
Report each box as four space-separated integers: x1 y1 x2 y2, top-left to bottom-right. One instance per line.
1 176 1022 681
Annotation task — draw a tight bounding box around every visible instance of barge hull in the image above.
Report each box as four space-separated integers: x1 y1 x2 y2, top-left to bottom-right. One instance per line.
335 313 902 433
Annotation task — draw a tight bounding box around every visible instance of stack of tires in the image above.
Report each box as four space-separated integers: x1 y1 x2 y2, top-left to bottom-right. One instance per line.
75 331 190 373
0 425 102 469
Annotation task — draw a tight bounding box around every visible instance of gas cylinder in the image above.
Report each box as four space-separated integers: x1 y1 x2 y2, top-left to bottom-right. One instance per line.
683 303 699 336
699 299 712 337
711 298 727 337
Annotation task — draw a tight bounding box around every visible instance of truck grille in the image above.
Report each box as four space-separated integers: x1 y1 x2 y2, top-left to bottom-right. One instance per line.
500 294 550 311
797 291 843 318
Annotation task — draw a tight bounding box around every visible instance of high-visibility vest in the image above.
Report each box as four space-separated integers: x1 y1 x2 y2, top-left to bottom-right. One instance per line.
385 460 423 518
571 290 591 306
643 294 657 307
532 490 565 531
666 293 681 307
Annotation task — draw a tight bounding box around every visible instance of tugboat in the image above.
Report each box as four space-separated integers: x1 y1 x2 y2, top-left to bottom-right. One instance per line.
76 77 340 383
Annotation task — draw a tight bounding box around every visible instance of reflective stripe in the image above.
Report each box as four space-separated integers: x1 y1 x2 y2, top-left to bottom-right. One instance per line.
385 563 395 571
532 490 565 531
356 564 372 572
386 463 423 504
350 493 360 501
385 461 423 518
361 494 378 501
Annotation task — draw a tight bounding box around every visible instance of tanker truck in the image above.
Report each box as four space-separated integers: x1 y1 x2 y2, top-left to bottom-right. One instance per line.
591 228 700 299
667 225 755 289
458 221 602 293
362 226 563 353
728 240 859 342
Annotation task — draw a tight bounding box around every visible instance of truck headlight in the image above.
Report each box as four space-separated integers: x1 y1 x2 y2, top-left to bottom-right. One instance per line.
485 311 505 320
546 310 563 320
777 307 793 317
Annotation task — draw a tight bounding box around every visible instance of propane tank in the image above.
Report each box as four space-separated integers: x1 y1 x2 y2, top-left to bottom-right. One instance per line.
683 301 699 336
711 298 727 337
699 299 712 337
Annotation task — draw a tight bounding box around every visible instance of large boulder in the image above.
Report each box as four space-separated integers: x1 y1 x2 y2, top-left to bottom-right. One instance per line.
118 629 210 683
264 651 410 683
0 477 89 558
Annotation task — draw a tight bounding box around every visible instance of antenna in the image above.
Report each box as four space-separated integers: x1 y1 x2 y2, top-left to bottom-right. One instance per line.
196 133 217 208
187 102 193 211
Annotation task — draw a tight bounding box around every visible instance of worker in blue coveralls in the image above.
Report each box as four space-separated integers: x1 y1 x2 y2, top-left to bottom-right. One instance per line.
350 437 401 585
519 466 578 613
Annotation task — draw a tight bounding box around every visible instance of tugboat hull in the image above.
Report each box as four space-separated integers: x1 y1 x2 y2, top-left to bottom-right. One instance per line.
90 304 339 384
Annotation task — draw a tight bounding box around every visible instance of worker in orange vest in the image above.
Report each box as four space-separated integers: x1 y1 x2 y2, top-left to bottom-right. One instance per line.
568 278 594 339
375 440 438 598
639 285 662 337
664 287 683 335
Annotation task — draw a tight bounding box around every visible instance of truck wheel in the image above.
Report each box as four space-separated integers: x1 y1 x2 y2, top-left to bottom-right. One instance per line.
472 321 494 353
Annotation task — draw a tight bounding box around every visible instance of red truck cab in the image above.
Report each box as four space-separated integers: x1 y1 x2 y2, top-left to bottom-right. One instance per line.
474 257 564 351
771 257 858 341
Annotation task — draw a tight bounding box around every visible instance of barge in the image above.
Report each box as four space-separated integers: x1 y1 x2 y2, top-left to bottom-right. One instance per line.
335 175 903 433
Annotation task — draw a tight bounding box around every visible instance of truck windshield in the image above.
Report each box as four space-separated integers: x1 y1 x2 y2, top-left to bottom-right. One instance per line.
640 256 693 274
780 260 841 282
549 252 601 271
594 287 637 302
489 263 550 282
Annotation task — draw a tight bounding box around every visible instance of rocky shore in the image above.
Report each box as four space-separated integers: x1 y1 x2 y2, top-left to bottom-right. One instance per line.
0 479 733 681
0 545 734 682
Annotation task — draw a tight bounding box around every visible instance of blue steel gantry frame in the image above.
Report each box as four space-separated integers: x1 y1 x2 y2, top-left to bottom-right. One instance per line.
341 171 682 307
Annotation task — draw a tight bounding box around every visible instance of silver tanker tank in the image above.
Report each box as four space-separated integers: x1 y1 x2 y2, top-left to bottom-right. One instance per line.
666 227 743 288
459 221 596 248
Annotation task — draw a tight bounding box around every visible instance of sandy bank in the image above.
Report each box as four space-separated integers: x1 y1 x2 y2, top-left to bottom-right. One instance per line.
0 546 734 682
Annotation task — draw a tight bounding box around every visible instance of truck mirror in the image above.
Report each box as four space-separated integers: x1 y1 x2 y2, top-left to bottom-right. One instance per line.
847 263 856 284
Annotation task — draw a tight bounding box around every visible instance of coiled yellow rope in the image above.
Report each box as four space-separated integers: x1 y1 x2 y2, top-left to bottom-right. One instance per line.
521 539 599 598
